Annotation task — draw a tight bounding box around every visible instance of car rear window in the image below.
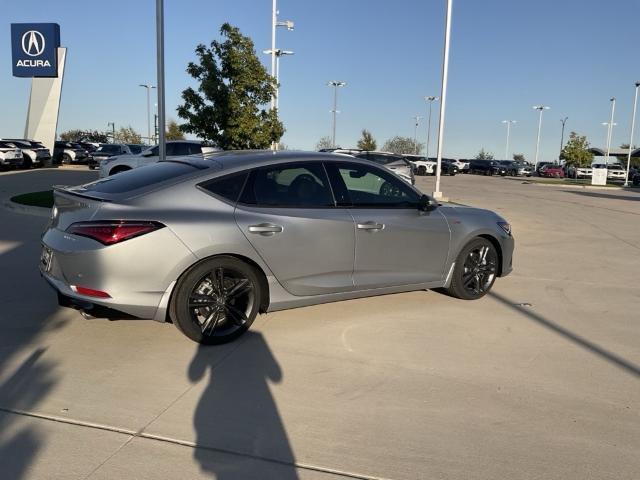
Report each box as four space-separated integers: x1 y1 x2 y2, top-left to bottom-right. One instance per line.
72 162 201 194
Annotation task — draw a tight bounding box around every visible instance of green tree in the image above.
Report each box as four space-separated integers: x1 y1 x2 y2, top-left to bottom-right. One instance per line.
512 153 525 162
382 136 424 155
559 132 593 167
177 23 284 149
166 120 185 140
357 129 377 151
114 126 142 144
475 148 494 160
60 129 108 143
315 136 333 150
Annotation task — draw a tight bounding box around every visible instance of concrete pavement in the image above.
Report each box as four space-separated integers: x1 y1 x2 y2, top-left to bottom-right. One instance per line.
0 169 638 479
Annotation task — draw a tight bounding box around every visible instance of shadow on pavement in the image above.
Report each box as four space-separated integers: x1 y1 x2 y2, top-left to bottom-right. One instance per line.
0 208 65 479
490 291 640 378
188 332 299 479
561 190 640 202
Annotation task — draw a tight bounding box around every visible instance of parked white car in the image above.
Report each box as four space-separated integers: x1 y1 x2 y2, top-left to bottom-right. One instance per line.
0 141 24 169
404 155 436 176
1 139 51 168
603 164 626 181
99 141 218 177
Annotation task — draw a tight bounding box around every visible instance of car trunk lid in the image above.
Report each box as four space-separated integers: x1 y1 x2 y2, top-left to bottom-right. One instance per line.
52 188 107 231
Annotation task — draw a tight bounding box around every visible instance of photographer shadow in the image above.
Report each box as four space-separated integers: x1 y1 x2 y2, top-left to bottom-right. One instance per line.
188 331 299 479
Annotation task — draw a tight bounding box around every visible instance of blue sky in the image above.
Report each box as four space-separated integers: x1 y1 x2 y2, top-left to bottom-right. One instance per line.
1 0 639 161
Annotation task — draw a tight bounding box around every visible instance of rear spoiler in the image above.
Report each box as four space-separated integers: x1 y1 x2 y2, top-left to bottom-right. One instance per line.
53 185 112 203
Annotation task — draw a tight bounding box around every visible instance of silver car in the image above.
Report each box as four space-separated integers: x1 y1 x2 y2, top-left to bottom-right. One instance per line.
40 151 514 344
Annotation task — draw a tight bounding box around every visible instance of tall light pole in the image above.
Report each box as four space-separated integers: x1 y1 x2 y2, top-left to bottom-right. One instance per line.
412 116 423 154
156 0 166 162
625 82 640 187
139 84 156 145
605 97 616 165
433 0 453 200
107 122 115 143
269 0 294 110
602 121 617 164
502 120 516 160
327 81 346 148
533 105 550 171
263 49 294 111
424 96 439 159
559 117 568 160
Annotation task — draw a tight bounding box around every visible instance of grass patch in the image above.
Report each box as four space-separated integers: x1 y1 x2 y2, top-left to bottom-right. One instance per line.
11 190 54 208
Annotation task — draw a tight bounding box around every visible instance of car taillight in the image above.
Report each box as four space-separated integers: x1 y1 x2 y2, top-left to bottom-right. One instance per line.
66 221 164 245
71 285 111 298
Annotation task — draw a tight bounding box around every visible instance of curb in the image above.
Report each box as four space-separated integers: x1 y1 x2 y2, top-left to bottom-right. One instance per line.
519 181 631 192
1 199 51 218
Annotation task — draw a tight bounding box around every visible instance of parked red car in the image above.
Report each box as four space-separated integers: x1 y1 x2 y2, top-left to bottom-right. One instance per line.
539 164 565 178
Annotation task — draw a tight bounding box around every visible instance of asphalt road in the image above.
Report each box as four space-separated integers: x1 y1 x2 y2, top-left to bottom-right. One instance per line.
0 168 638 479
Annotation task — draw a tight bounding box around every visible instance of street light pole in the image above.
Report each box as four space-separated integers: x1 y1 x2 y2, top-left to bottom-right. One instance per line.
424 96 439 159
327 81 346 148
533 105 550 171
412 116 423 154
269 0 294 111
433 0 453 200
605 97 616 165
625 82 640 187
139 84 156 145
156 0 166 162
559 117 568 159
502 120 516 160
107 122 115 143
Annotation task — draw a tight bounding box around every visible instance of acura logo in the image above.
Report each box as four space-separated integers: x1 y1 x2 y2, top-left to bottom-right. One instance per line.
21 30 46 57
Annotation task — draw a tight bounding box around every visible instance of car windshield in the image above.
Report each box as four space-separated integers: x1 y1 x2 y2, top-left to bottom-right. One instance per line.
96 145 122 154
128 144 144 154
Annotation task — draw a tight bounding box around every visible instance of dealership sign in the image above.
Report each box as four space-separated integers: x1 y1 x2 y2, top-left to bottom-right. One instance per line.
11 23 60 77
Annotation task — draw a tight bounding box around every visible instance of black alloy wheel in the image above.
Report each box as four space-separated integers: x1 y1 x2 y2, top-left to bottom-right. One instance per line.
446 237 498 300
171 256 261 344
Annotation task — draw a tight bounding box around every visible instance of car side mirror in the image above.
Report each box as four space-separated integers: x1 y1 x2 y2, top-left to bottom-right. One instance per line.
419 194 437 212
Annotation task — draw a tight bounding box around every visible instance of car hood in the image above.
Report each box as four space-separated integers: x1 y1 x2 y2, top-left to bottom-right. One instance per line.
438 202 505 222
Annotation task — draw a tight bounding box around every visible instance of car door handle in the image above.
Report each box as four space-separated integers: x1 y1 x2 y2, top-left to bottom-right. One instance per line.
248 223 283 235
357 221 385 231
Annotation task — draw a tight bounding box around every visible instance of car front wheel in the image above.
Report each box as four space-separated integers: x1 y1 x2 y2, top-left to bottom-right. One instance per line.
170 256 261 344
446 237 498 300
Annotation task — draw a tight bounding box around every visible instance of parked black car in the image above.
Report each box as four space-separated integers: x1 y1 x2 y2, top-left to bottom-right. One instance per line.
468 160 508 176
497 160 519 176
87 143 135 170
441 159 459 175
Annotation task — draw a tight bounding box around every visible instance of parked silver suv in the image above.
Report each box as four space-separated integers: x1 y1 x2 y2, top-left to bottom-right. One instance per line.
325 149 415 185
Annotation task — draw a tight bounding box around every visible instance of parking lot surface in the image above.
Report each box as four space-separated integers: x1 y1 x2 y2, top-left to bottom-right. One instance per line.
0 169 638 479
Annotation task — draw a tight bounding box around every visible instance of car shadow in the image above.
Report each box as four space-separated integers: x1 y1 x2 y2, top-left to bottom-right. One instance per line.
0 209 64 479
489 291 639 378
188 332 299 479
561 190 640 202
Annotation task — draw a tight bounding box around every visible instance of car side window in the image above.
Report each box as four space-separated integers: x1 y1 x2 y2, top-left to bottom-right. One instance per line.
239 162 334 208
188 143 202 155
327 162 419 208
200 171 249 204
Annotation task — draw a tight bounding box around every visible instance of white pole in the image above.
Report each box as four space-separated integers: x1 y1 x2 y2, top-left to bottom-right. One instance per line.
503 120 515 160
625 83 640 187
275 54 280 110
271 0 277 111
605 97 616 165
433 0 453 200
533 106 548 171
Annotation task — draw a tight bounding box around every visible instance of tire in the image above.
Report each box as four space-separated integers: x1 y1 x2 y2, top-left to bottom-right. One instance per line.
418 165 427 176
169 256 261 344
109 166 131 175
22 156 32 169
446 237 499 300
62 153 72 165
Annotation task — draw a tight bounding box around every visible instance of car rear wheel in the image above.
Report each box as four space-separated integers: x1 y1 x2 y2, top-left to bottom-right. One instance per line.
446 237 498 300
170 256 261 344
418 165 427 176
61 153 71 165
